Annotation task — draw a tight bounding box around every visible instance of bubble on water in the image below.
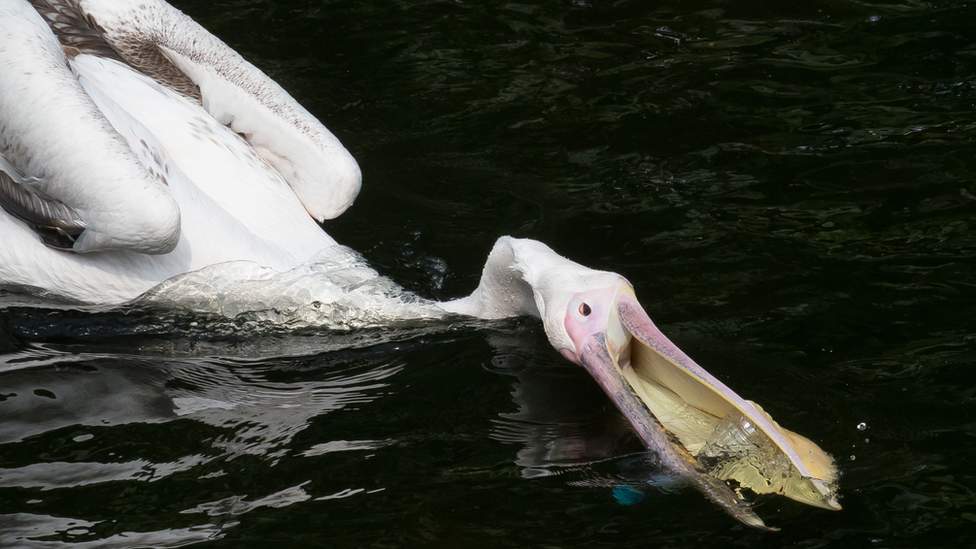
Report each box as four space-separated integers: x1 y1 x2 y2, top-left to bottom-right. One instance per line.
850 455 856 461
867 15 881 23
857 422 868 431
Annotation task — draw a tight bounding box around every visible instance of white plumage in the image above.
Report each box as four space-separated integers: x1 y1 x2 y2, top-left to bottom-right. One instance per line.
0 0 351 302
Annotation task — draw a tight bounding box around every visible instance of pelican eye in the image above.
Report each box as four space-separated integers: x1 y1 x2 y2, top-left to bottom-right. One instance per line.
579 302 592 317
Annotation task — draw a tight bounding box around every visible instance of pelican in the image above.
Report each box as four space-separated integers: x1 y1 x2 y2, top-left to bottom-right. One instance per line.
0 0 839 529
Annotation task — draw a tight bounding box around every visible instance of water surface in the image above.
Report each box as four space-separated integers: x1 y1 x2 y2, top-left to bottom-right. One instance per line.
3 0 976 547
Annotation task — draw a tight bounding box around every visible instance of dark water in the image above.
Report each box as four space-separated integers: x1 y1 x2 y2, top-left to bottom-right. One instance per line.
3 0 976 547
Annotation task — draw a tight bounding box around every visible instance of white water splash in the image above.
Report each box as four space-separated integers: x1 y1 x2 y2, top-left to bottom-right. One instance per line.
137 245 449 330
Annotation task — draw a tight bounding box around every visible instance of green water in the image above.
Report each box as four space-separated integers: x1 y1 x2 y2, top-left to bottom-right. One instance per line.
3 0 976 546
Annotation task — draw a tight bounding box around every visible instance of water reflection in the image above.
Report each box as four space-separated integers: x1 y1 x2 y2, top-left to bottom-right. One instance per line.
0 513 222 549
484 331 637 477
0 342 404 547
0 323 701 547
0 347 401 451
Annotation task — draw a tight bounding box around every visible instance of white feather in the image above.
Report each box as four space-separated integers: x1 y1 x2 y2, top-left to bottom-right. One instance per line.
0 0 180 254
0 0 346 303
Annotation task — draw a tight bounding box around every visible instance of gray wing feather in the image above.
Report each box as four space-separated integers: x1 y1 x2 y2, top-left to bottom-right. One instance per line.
0 168 86 252
29 0 202 102
29 0 123 62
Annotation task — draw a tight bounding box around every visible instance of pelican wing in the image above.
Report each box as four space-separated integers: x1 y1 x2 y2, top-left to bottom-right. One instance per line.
30 0 201 100
0 163 85 252
62 0 362 221
0 1 181 255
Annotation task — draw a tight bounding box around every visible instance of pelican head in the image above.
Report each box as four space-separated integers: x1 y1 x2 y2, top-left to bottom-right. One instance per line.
443 237 839 529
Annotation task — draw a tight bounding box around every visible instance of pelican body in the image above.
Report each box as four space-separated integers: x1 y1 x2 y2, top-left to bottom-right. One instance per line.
0 0 839 530
0 0 358 302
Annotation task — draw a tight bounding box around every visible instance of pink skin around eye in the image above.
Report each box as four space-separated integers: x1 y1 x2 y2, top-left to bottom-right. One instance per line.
563 286 620 361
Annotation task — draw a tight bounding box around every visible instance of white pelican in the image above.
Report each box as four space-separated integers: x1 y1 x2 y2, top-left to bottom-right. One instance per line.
0 0 839 529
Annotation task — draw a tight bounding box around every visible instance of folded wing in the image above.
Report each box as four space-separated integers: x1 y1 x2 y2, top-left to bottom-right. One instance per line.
64 0 362 221
1 0 181 254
